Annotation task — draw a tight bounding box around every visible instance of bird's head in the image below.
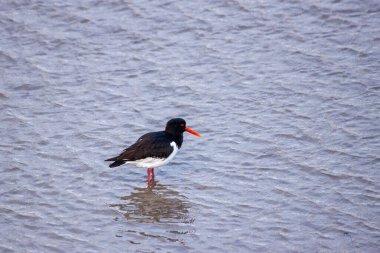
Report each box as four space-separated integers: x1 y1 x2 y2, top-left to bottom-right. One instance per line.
165 118 201 137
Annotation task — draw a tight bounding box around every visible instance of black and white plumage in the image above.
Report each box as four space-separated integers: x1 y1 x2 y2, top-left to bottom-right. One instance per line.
105 118 201 172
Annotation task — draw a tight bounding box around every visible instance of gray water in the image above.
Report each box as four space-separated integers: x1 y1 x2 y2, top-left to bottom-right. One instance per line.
1 0 380 252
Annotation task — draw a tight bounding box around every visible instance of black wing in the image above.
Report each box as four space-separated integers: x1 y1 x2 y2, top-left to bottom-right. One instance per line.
105 131 174 167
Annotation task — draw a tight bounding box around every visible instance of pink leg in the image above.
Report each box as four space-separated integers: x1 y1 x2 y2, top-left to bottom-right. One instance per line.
147 168 151 184
147 168 155 185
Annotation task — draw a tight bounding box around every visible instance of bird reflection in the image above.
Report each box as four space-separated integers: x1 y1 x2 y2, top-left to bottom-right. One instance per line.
111 182 192 224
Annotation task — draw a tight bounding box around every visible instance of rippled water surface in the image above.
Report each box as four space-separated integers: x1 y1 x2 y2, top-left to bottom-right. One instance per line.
1 0 380 252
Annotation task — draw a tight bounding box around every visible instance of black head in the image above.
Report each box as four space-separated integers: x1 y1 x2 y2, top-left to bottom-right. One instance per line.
165 118 187 136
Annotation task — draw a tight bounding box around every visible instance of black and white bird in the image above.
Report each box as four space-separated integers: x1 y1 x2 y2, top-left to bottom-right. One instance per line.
105 118 201 184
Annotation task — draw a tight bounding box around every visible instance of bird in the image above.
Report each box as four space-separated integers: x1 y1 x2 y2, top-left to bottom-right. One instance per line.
105 118 201 184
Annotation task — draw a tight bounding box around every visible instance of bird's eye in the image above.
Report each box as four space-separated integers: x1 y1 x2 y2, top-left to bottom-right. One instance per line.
180 124 185 127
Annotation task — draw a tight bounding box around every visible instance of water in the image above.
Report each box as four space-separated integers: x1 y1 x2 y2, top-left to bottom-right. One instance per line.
1 0 380 252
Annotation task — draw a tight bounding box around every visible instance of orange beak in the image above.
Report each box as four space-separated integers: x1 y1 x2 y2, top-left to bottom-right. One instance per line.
185 127 201 137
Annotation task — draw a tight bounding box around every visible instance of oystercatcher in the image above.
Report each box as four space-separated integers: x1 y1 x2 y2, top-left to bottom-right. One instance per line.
105 118 201 184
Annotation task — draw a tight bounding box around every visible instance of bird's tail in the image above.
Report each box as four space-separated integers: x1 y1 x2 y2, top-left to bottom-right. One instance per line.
105 157 126 168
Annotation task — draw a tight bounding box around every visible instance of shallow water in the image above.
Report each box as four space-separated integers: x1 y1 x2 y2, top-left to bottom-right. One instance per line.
1 0 380 252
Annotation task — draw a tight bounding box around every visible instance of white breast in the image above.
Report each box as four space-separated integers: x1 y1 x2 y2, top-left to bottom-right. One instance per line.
126 141 179 168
